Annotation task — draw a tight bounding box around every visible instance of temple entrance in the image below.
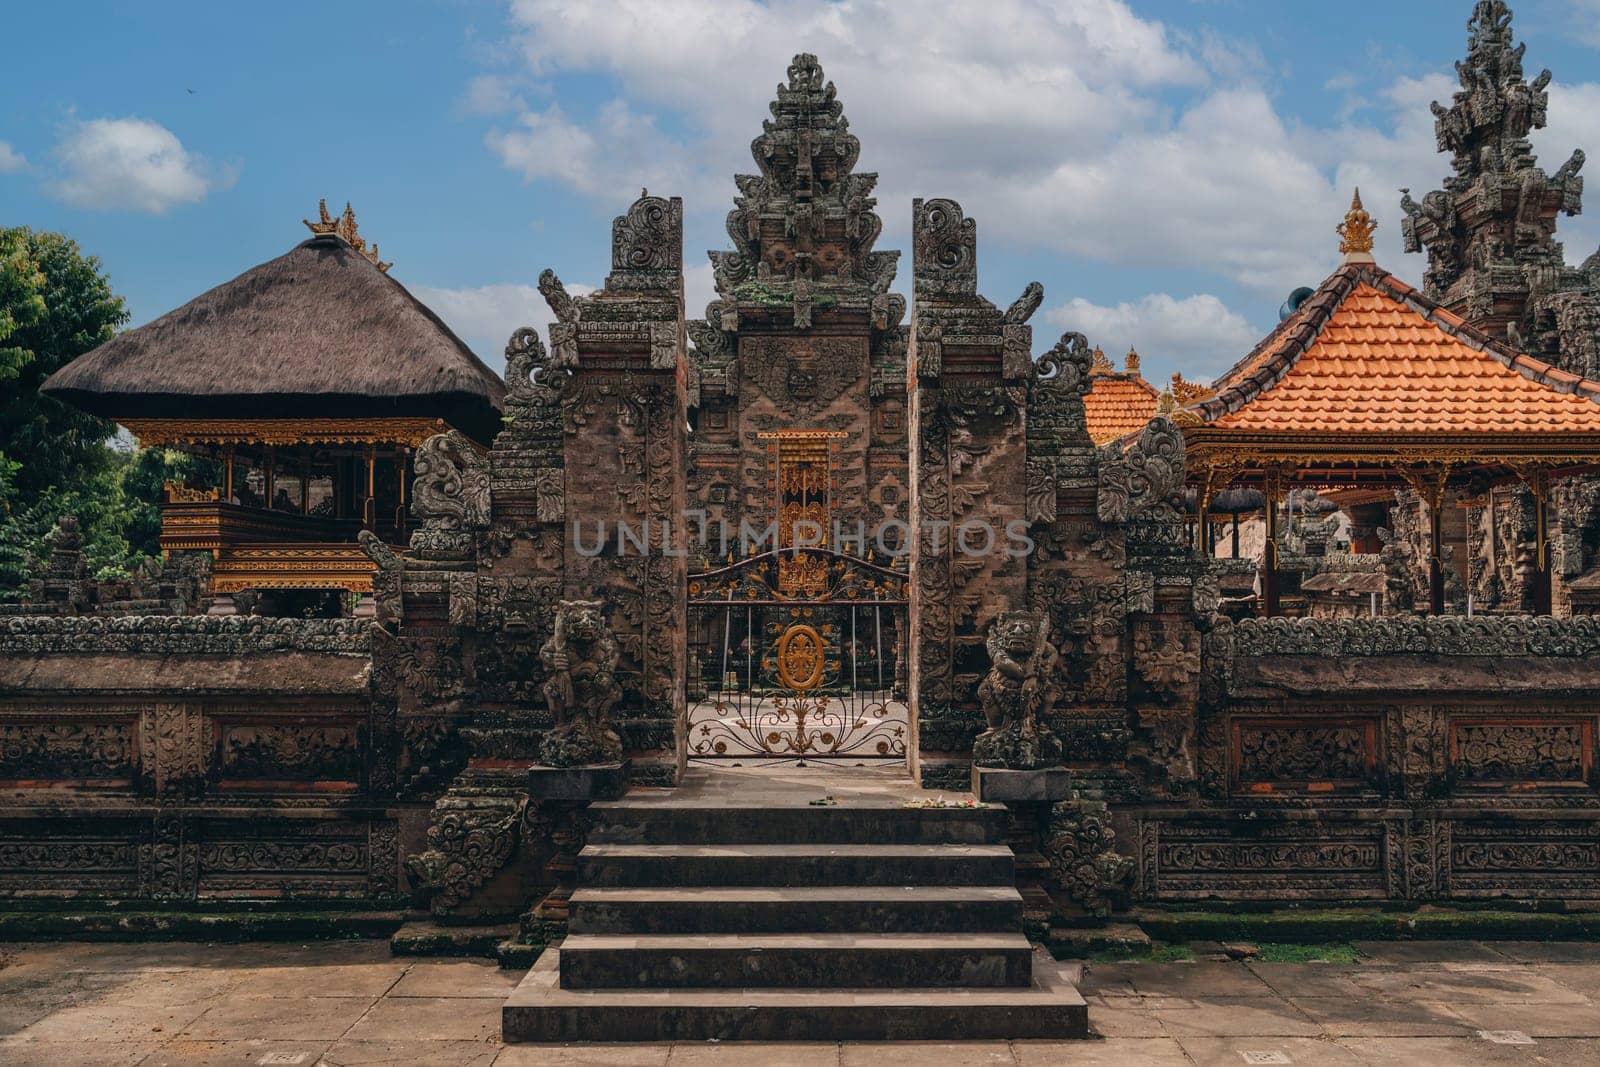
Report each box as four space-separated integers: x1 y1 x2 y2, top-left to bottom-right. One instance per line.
685 550 909 762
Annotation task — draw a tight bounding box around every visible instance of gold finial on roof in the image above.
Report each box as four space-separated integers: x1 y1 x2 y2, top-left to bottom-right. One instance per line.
1155 387 1177 415
1337 188 1377 262
1125 347 1141 375
1170 371 1215 405
303 198 393 273
1090 345 1113 374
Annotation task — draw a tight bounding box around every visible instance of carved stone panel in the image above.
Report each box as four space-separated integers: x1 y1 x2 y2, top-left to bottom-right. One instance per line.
1448 718 1594 789
1231 717 1381 795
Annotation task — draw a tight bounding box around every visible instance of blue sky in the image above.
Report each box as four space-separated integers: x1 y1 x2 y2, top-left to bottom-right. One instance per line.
4 0 1599 386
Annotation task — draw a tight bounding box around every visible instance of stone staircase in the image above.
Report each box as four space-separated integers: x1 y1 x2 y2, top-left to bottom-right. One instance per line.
502 768 1088 1042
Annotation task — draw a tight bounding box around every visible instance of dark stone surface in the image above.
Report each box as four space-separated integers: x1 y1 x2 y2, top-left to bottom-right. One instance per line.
559 932 1034 989
972 765 1073 803
526 761 630 801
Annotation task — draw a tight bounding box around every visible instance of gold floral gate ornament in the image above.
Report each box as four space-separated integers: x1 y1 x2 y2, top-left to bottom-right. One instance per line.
685 550 910 761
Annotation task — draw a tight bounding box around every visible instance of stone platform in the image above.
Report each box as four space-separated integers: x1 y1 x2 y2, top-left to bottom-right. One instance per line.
502 762 1089 1042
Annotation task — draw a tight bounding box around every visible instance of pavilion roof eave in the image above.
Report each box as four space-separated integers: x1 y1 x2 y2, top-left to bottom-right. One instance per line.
1183 425 1600 464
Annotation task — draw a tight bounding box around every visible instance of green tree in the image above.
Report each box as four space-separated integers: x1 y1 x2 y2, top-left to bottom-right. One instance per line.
0 228 130 591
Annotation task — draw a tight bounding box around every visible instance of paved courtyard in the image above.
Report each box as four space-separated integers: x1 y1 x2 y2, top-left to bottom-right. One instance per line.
1 938 1598 1065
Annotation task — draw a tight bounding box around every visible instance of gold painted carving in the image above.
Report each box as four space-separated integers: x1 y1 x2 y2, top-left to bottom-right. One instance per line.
775 624 826 691
125 418 455 449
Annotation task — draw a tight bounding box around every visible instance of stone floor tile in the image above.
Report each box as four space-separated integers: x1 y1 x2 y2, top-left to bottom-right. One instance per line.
1493 942 1600 964
1082 995 1166 1037
839 1041 1012 1065
227 961 410 998
1348 966 1591 1004
1124 961 1276 998
341 995 502 1043
1538 963 1600 999
181 994 378 1041
1178 1036 1367 1066
1351 941 1510 965
1246 963 1373 1000
1078 963 1142 997
1335 1035 1581 1065
138 1038 334 1065
1152 999 1323 1038
1286 996 1472 1037
493 1043 673 1065
387 960 527 998
1446 999 1600 1038
82 967 240 1007
0 1036 169 1065
8 1000 214 1043
321 1038 503 1065
1014 1036 1190 1065
670 1041 841 1065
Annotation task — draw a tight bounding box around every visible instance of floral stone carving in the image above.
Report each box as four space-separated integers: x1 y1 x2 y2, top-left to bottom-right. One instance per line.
972 610 1064 769
1044 801 1134 916
538 599 624 767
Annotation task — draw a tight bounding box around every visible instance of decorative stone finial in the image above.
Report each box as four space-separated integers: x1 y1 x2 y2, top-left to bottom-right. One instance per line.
1338 188 1377 262
1090 346 1113 374
303 198 392 273
1125 347 1141 375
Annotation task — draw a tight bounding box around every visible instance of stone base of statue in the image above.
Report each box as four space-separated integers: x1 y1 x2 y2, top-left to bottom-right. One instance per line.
527 760 631 802
537 719 623 769
971 764 1073 804
971 722 1063 771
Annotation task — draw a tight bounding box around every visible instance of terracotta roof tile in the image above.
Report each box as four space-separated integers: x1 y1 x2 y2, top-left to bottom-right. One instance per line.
1084 371 1160 445
1207 277 1600 435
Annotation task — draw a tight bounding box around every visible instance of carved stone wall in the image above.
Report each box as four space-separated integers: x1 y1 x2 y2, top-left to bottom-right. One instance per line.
1136 614 1600 902
0 617 399 903
907 198 1038 787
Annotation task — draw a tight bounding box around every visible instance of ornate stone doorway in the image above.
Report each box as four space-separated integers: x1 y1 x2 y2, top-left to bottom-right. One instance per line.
685 550 909 762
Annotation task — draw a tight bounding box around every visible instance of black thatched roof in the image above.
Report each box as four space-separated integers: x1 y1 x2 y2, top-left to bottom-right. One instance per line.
43 235 506 443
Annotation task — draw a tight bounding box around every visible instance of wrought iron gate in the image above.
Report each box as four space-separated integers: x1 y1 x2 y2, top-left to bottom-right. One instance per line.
686 549 909 760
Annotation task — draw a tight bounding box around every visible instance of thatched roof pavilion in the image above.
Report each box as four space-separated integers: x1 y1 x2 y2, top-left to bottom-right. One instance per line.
42 205 506 611
44 228 504 444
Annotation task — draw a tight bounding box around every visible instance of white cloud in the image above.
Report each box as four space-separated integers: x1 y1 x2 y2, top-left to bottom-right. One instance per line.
1534 81 1600 259
471 0 1600 360
464 74 525 115
409 278 596 372
487 101 694 198
0 141 26 173
49 117 220 213
475 0 1466 298
1046 292 1260 381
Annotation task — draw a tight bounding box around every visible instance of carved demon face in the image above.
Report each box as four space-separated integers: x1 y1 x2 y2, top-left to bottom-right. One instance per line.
786 363 819 400
991 613 1041 660
564 603 608 647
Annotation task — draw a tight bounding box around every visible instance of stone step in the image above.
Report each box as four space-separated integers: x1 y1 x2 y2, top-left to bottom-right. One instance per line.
577 844 1014 888
504 950 1089 1042
588 804 1007 846
568 885 1024 935
559 932 1036 989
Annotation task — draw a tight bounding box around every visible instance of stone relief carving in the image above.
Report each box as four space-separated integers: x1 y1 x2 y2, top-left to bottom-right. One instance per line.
538 600 624 767
972 611 1063 769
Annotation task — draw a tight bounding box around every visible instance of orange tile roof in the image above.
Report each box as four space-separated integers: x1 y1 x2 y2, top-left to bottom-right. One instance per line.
1084 371 1160 444
1194 264 1600 435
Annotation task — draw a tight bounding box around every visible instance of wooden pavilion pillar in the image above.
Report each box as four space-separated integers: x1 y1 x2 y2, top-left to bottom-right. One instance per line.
1524 467 1553 616
299 448 311 515
1402 465 1451 616
1428 501 1445 616
1196 472 1214 561
362 444 377 531
223 445 235 503
263 445 276 508
1262 467 1283 617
